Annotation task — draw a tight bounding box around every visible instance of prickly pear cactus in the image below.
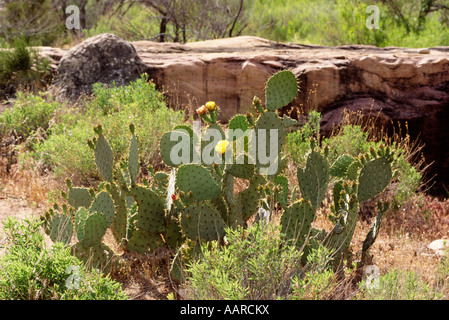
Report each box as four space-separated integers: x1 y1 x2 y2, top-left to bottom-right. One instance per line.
81 211 109 247
68 187 93 209
357 157 392 203
89 191 115 226
49 214 73 245
280 199 315 249
265 70 298 111
127 229 165 254
297 151 329 209
94 126 114 182
176 164 221 200
180 203 227 242
129 185 165 234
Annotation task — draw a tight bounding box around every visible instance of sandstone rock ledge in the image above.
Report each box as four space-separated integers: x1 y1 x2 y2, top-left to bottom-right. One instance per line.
41 35 449 193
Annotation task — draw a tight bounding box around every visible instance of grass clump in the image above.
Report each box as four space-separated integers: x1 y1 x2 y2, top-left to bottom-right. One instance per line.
0 40 51 99
359 269 442 300
0 217 128 300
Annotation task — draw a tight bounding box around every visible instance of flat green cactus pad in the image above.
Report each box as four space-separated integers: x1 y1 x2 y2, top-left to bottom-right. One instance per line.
128 133 139 185
68 187 93 209
129 185 165 233
49 214 73 245
82 211 109 247
127 228 165 254
329 154 354 178
357 157 392 203
95 133 114 182
89 191 115 226
180 204 227 241
160 130 192 167
280 199 315 249
265 70 298 111
297 151 329 209
176 164 221 200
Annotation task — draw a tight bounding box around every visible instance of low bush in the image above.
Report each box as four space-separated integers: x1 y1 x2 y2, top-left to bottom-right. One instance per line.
186 222 305 300
0 217 128 300
0 91 59 142
0 40 51 99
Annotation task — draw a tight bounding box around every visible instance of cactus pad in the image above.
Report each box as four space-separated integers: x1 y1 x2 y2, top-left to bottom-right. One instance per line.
127 229 165 254
68 187 93 209
49 214 73 245
95 133 114 182
128 133 139 185
82 212 109 247
129 185 165 233
160 130 191 167
265 70 298 110
297 151 329 209
280 199 315 249
329 154 354 178
180 204 227 241
176 164 221 200
89 191 115 226
357 157 392 203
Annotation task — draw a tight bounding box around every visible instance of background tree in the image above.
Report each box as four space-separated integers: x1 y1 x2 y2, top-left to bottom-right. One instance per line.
138 0 248 43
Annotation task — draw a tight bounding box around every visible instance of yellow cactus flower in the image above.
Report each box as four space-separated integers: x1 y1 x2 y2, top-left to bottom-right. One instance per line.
215 140 230 155
206 101 216 111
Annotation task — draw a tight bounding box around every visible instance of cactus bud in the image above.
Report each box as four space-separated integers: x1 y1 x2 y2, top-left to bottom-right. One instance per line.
129 123 135 134
94 125 103 135
87 139 95 150
66 178 72 189
196 105 208 116
252 96 264 113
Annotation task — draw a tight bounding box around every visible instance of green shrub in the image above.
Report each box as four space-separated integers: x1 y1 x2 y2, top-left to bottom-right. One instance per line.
186 222 303 300
27 75 185 181
0 217 128 300
290 246 339 300
359 269 441 300
0 40 51 99
0 91 59 142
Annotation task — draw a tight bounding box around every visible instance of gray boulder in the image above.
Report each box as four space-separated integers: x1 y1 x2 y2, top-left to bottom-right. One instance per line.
50 33 148 100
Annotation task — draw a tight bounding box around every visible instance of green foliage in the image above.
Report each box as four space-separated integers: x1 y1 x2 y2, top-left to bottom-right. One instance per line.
243 0 449 47
359 269 441 300
291 246 338 300
28 75 184 180
287 113 421 207
0 40 51 99
0 0 64 46
0 91 58 142
186 223 303 300
0 217 128 300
